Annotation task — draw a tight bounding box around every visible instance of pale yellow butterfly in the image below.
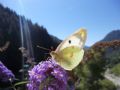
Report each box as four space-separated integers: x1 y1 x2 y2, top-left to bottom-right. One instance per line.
50 28 87 70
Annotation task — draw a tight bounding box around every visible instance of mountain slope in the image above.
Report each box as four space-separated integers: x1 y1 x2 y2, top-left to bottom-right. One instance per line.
0 4 60 76
101 30 120 42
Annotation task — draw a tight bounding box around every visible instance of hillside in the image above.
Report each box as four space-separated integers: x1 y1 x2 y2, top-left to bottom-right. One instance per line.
0 4 61 76
101 30 120 42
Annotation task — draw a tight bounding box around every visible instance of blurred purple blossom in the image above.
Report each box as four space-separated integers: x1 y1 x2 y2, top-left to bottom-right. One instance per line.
0 61 15 82
27 59 68 90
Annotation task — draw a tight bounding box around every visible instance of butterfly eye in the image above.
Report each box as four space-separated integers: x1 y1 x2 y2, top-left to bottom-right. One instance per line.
68 40 71 44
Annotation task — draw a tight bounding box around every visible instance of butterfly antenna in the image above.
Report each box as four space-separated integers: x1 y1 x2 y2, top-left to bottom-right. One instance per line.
37 45 51 51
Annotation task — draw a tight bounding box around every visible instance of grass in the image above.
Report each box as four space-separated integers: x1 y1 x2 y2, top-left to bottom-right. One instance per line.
110 63 120 77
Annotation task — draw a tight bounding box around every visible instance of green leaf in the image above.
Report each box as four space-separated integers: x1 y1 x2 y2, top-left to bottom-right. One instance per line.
14 81 29 86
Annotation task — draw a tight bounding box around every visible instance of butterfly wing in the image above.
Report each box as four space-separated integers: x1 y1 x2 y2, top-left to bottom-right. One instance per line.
51 46 84 70
55 28 87 52
50 28 87 70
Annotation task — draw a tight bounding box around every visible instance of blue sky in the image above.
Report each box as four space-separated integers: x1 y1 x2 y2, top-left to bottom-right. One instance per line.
0 0 120 46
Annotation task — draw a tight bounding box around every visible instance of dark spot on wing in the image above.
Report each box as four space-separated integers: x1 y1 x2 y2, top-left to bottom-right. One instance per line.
68 40 71 44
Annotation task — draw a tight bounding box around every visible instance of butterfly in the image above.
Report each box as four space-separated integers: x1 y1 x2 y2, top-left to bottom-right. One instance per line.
50 28 87 70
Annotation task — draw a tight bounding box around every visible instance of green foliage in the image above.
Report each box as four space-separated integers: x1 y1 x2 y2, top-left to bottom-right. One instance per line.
98 79 116 90
110 63 120 76
73 47 116 90
74 41 120 90
105 50 120 68
74 63 91 90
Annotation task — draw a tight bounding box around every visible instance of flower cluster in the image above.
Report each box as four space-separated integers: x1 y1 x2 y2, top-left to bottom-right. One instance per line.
27 59 68 90
0 61 15 82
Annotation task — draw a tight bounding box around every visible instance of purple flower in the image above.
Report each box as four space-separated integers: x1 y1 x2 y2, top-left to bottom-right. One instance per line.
27 59 68 90
0 61 15 82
